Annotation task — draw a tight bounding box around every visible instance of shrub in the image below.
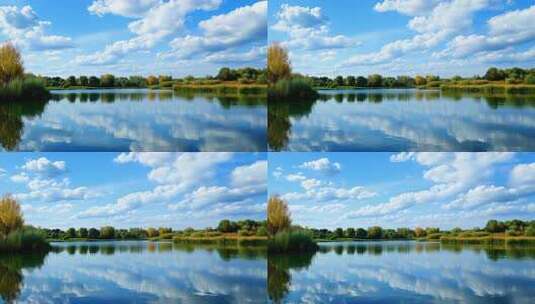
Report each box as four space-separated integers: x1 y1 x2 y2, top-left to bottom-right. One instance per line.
0 227 50 253
268 230 318 253
0 77 50 103
268 78 319 102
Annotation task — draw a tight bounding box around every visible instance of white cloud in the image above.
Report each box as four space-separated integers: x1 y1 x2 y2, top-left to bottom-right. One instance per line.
349 153 514 217
22 157 66 177
88 0 159 18
390 152 415 162
299 158 341 174
0 168 6 177
79 153 266 219
272 4 357 51
510 162 535 187
286 173 306 182
231 160 267 188
77 0 222 65
344 0 490 66
0 5 73 51
163 1 266 61
374 0 441 16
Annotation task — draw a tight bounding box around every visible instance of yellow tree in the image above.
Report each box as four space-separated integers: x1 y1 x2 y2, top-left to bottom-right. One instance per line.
147 75 159 86
267 43 291 84
0 195 24 238
267 196 291 236
0 43 24 86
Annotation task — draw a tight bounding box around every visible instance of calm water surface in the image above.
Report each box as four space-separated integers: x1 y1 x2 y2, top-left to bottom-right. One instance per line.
0 89 267 152
268 241 535 304
0 241 267 304
268 89 535 151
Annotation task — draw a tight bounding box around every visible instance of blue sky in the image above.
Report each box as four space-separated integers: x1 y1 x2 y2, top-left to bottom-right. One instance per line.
0 0 266 77
269 152 535 229
0 152 267 229
269 0 535 77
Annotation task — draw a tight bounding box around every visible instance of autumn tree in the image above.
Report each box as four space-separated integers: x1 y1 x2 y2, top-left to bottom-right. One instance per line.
0 195 24 238
267 43 291 84
267 196 291 236
0 43 24 86
147 75 159 86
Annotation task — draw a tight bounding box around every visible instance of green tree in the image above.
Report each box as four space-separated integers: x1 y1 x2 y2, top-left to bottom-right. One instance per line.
335 227 344 238
67 227 76 239
88 228 100 239
100 226 115 239
368 226 383 239
485 67 506 81
356 228 367 239
368 74 383 87
335 76 344 87
356 76 368 87
79 76 89 86
78 228 88 238
346 228 356 238
217 67 237 81
414 227 426 238
65 76 76 87
346 76 356 86
100 74 115 87
88 76 100 87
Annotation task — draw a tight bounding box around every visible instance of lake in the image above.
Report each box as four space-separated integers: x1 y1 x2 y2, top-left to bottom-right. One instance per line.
268 89 535 151
0 89 267 152
0 241 267 304
268 241 535 303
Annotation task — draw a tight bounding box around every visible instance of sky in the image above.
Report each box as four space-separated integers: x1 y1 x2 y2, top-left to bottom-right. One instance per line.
268 0 535 77
269 152 535 230
0 152 267 229
0 0 267 77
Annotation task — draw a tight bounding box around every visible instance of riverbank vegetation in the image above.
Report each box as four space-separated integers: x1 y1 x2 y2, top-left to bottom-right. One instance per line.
40 219 268 245
171 219 268 246
295 67 535 93
267 196 318 253
293 219 535 245
0 195 49 253
40 67 267 94
0 43 49 102
268 43 318 102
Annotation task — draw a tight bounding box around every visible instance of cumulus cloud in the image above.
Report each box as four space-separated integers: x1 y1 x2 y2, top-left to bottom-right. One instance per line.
22 157 66 177
78 0 222 65
10 157 93 203
374 0 441 16
349 153 515 217
272 4 357 51
162 1 266 62
344 0 490 66
0 5 73 51
78 153 265 220
299 158 341 174
436 5 535 61
88 0 159 18
231 160 267 188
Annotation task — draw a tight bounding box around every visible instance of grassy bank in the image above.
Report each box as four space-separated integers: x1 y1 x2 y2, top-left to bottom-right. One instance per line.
441 82 535 94
440 233 535 246
0 78 50 103
172 232 268 246
0 228 50 253
173 81 267 95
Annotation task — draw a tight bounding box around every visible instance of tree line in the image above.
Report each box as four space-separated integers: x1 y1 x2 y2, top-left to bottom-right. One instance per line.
305 219 535 240
38 67 267 89
40 219 267 240
305 67 535 89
